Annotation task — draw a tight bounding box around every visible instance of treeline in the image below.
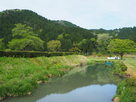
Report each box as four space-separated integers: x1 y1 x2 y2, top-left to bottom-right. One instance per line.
0 9 136 55
92 27 136 42
0 9 96 54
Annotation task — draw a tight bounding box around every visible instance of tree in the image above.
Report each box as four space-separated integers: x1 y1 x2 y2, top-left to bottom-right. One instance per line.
8 24 44 51
97 33 112 54
47 40 61 52
12 23 36 38
79 39 95 55
57 34 72 51
0 39 5 50
69 43 81 53
108 39 136 59
8 36 44 51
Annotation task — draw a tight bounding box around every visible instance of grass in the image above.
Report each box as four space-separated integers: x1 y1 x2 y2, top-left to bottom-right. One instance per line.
88 55 136 75
88 55 136 102
116 78 136 102
0 54 135 101
123 56 136 78
0 55 87 100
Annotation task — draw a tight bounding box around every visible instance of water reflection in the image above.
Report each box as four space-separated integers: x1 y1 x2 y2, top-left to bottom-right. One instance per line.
2 64 122 102
37 84 116 102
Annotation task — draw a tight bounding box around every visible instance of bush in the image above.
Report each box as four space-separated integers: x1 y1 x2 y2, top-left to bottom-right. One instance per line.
96 53 103 57
117 78 136 102
0 51 75 57
113 62 127 76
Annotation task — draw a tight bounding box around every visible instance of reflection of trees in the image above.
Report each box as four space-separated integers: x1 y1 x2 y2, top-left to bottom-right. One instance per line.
3 64 122 102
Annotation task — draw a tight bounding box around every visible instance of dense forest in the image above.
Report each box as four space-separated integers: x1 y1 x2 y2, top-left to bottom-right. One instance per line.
0 9 136 54
91 27 136 42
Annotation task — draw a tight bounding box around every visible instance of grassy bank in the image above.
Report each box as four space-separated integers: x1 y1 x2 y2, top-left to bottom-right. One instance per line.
87 56 127 76
116 78 136 102
116 56 136 102
88 55 136 102
123 57 136 78
0 55 87 100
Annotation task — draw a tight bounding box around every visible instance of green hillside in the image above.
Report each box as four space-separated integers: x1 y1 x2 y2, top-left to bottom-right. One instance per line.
91 27 136 42
0 9 96 52
55 20 78 27
0 9 135 54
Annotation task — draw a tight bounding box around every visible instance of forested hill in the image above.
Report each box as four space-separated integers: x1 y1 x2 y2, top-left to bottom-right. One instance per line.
0 9 95 44
0 9 135 53
54 20 78 27
91 27 136 42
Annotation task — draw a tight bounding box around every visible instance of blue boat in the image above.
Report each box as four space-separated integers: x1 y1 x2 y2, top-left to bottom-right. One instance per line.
105 62 113 66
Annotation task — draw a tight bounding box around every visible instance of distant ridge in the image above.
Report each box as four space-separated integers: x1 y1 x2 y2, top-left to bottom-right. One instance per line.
54 20 78 27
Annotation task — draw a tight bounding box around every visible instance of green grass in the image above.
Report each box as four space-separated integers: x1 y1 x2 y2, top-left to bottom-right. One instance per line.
0 55 87 100
0 55 135 101
88 55 136 102
123 57 136 72
88 56 136 72
116 78 136 102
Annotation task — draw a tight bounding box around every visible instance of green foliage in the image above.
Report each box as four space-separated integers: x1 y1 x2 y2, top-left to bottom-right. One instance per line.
108 39 136 59
92 27 136 42
0 39 5 50
79 39 96 55
57 34 73 51
47 40 61 52
0 9 96 52
12 23 36 38
0 55 85 99
8 24 44 51
8 36 44 51
117 27 136 42
117 78 136 102
97 33 112 54
55 20 78 27
0 51 74 57
112 62 127 76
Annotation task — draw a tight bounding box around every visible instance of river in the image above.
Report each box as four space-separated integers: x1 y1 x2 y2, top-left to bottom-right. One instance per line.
2 64 122 102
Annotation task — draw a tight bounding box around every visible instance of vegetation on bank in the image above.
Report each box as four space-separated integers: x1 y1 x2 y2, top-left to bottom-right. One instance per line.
0 55 87 100
116 78 136 102
87 57 127 76
0 53 135 102
88 55 136 102
123 56 136 78
0 51 75 57
115 56 136 102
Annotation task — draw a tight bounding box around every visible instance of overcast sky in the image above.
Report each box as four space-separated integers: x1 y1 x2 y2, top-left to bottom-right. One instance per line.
0 0 136 29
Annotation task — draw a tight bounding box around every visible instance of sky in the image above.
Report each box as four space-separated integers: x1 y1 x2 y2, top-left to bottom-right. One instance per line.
0 0 136 30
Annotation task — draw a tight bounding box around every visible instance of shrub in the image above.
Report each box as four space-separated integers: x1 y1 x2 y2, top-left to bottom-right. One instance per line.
117 78 136 102
0 51 75 57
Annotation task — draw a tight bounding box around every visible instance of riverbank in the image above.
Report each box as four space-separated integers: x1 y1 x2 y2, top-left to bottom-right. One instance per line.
115 55 136 102
0 55 87 100
88 55 136 102
1 55 135 101
123 56 136 78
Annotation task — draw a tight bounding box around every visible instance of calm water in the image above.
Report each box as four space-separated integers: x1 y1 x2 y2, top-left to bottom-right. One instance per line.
2 64 122 102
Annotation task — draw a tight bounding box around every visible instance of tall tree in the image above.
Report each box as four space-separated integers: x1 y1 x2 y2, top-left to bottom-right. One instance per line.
12 23 36 38
97 33 112 54
0 39 5 50
47 40 61 52
8 36 44 51
79 39 95 55
108 39 136 59
8 24 44 51
57 34 72 51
